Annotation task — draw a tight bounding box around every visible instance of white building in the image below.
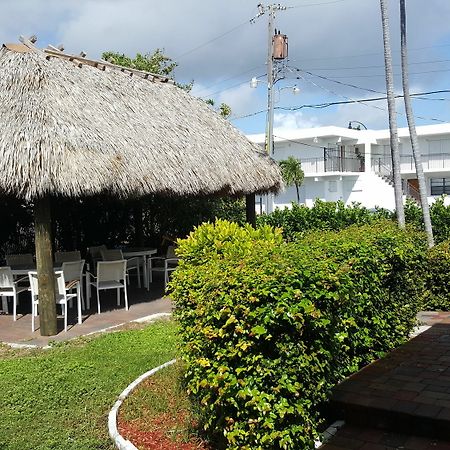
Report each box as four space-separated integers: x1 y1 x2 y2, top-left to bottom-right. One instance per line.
247 123 450 212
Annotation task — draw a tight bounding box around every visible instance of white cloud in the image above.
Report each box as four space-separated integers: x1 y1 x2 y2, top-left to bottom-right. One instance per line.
0 0 449 134
274 111 321 133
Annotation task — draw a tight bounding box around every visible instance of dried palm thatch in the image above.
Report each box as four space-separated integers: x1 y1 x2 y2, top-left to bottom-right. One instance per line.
0 43 282 200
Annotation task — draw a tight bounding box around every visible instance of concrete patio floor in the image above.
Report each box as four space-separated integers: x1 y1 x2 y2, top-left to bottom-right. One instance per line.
0 283 172 347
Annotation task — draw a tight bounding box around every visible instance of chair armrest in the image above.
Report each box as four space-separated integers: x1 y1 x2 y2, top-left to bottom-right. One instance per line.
149 256 166 261
166 258 179 264
65 280 79 290
126 257 140 268
14 276 29 285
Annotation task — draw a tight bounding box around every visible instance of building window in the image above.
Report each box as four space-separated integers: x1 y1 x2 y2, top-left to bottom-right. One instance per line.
430 178 450 195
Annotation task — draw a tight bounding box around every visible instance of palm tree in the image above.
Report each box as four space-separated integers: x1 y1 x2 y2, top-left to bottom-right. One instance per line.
380 0 405 227
279 156 304 203
400 0 434 247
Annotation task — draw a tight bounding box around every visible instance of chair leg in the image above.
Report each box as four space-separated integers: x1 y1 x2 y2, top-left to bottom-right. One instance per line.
86 273 91 310
97 289 101 315
1 296 7 314
137 265 141 288
124 285 129 311
64 304 67 332
80 276 85 310
32 302 36 333
148 260 153 284
116 288 120 306
13 294 17 321
77 285 82 325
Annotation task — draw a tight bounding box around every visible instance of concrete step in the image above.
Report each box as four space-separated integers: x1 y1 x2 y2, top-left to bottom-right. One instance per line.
330 323 450 441
320 424 450 450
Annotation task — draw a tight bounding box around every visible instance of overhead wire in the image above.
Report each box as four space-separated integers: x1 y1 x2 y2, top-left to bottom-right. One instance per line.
230 89 450 121
174 20 249 60
194 66 265 97
295 71 447 123
300 58 450 72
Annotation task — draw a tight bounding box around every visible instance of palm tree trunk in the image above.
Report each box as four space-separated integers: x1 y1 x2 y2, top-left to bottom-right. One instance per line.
380 0 405 227
295 184 300 203
400 0 434 247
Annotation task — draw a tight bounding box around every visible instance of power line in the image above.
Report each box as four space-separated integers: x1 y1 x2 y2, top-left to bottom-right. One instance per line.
174 20 249 60
296 73 446 123
273 134 325 149
287 0 352 7
300 58 450 72
193 66 265 97
200 74 266 99
294 68 450 104
328 67 450 79
230 89 450 121
292 67 385 95
292 42 450 64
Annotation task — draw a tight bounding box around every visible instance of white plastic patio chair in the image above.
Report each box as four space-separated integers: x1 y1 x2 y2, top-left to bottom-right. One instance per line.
62 260 85 324
54 251 82 264
87 245 107 269
6 253 34 267
0 266 29 320
100 249 141 288
28 271 77 333
88 260 128 314
148 245 179 288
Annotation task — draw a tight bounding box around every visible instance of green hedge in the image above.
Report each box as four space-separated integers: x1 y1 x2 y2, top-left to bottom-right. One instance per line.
171 220 426 449
258 197 450 243
257 200 392 241
422 240 450 311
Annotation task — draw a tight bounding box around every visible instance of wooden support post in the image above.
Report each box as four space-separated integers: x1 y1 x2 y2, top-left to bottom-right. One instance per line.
245 194 256 227
34 196 58 336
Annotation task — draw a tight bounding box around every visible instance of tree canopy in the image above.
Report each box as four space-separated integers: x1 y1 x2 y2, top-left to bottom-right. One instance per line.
279 156 304 203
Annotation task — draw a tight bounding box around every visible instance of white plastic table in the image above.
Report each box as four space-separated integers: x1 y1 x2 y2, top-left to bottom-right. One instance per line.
122 248 157 290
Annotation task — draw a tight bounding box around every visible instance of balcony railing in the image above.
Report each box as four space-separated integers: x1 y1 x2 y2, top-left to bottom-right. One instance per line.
301 147 365 174
301 156 364 173
372 153 450 173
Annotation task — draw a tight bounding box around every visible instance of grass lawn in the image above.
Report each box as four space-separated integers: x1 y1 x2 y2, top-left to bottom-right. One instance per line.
0 319 178 450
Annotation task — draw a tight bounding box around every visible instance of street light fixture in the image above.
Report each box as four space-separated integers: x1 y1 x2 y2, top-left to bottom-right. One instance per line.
348 120 368 130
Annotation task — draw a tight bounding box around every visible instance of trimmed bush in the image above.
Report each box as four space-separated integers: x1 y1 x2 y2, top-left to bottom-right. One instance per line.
422 240 450 311
257 200 392 241
171 220 426 449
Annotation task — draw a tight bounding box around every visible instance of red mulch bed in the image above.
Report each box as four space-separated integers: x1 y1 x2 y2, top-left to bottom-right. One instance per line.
118 420 210 450
117 363 213 450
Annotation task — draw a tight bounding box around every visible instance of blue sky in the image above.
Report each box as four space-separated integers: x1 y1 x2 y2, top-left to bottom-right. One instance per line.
1 0 449 136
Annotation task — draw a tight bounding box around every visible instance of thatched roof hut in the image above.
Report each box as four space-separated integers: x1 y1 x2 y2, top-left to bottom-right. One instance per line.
0 39 281 336
0 43 282 200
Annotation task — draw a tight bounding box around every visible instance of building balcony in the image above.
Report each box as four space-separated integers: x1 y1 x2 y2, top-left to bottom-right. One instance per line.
301 156 365 174
371 153 450 174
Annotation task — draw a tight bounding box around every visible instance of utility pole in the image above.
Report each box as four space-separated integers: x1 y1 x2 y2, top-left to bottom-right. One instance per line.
251 3 287 214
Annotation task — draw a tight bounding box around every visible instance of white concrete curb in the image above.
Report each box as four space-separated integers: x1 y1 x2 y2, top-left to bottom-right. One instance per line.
315 420 345 448
108 358 177 450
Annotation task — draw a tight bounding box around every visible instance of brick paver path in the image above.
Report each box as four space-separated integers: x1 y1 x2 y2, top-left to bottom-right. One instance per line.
323 312 450 449
321 424 450 449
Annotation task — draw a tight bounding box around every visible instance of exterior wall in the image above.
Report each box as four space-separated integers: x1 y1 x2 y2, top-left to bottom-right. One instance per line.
248 125 450 212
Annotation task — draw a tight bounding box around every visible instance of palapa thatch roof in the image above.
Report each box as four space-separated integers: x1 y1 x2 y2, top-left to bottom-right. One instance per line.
0 42 282 200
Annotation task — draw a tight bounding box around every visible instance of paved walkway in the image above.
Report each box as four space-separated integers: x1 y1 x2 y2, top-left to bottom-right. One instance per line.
322 312 450 449
0 284 172 347
321 424 450 450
